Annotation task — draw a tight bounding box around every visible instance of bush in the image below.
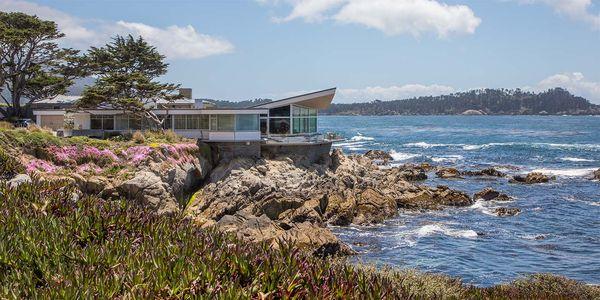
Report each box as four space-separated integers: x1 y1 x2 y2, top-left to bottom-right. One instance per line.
0 147 24 179
0 121 14 130
132 130 145 144
1 179 598 299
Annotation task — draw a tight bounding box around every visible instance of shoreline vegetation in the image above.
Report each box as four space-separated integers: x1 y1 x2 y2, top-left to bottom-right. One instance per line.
1 125 599 298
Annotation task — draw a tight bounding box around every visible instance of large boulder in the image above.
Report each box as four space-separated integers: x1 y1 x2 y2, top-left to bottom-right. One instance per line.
510 172 554 184
397 186 472 209
7 174 31 188
352 188 397 225
364 150 393 164
435 167 461 179
117 171 179 214
474 187 511 201
463 168 506 177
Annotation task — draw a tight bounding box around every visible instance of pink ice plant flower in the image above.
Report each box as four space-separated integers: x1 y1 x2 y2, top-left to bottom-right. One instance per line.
76 163 103 174
123 145 153 164
26 159 59 174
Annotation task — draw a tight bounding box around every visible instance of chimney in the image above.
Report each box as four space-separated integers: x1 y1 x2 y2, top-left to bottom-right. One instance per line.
179 88 192 99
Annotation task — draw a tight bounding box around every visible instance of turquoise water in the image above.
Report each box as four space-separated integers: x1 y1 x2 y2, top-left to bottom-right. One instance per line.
320 115 600 286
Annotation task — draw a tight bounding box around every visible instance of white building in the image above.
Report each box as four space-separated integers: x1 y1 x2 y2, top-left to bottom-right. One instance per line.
32 88 336 144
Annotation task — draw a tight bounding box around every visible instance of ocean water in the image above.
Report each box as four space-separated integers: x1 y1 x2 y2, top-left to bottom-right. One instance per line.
319 115 600 286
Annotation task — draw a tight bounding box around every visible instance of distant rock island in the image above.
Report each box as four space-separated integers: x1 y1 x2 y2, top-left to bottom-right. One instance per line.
322 88 600 116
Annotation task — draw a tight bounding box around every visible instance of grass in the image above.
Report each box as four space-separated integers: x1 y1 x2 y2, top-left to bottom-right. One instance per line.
1 178 598 299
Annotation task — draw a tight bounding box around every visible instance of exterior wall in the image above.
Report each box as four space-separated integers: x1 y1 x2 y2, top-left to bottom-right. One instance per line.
207 141 261 162
39 115 64 130
73 113 90 130
261 141 332 163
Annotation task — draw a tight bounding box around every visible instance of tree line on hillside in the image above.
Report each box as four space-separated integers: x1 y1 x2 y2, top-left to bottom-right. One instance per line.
322 88 600 115
0 12 179 128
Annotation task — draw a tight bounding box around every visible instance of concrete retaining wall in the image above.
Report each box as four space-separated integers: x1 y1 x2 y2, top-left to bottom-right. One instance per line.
261 141 332 163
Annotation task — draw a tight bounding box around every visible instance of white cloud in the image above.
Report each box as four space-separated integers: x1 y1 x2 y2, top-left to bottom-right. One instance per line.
337 84 455 103
0 0 234 59
535 72 600 103
517 0 600 29
260 0 481 37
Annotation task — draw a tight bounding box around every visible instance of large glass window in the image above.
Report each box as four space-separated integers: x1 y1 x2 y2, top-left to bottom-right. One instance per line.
174 115 186 130
260 118 268 135
235 114 259 131
217 115 235 131
269 105 290 117
90 115 114 130
269 118 290 135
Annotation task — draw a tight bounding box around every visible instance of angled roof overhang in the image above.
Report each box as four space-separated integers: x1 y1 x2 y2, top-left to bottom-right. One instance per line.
251 88 336 110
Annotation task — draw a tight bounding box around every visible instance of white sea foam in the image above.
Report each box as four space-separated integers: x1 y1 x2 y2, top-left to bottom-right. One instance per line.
431 155 464 163
390 150 419 161
404 142 453 148
559 157 594 162
349 134 375 141
470 200 497 216
532 168 597 177
415 224 478 239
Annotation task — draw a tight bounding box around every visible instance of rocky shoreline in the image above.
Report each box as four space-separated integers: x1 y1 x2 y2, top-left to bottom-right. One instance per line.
3 128 598 257
183 148 547 256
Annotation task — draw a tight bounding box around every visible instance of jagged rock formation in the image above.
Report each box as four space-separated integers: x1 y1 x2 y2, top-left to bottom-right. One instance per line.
510 172 554 184
495 207 521 217
474 188 512 201
185 149 473 255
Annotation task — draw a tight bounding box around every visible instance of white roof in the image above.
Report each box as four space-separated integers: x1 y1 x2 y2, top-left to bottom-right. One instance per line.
251 88 336 109
36 95 81 104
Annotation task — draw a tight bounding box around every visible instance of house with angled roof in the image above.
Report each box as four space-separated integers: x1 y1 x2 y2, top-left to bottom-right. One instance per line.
31 88 337 160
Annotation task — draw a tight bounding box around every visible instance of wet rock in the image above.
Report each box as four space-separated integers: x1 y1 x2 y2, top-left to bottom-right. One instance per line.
7 174 31 188
432 185 473 207
397 186 472 209
364 150 393 164
435 167 462 179
593 169 600 180
474 187 512 201
495 207 521 217
463 168 506 177
510 172 554 184
352 188 397 225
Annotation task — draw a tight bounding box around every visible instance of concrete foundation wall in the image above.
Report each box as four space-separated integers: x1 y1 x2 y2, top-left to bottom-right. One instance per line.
261 141 332 163
206 141 262 163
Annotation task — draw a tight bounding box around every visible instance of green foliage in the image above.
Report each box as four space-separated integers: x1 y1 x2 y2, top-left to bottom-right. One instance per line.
78 35 181 128
324 88 600 115
0 12 87 118
1 179 598 299
0 147 24 179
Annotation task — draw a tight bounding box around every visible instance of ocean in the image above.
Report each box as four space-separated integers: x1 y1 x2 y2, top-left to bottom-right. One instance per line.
319 115 600 286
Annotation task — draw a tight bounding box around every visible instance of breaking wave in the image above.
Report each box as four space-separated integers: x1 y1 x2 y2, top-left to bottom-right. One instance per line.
415 224 478 239
404 141 600 151
532 168 597 177
559 157 594 162
389 150 419 161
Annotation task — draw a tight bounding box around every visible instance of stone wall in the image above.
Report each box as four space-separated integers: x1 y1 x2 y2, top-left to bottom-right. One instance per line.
261 141 332 163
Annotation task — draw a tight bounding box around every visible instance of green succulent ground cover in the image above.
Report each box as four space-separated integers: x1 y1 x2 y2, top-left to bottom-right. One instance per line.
1 177 598 299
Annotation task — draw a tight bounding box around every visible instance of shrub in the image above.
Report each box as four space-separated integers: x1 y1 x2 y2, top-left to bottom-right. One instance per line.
0 147 24 179
132 130 145 144
0 121 14 130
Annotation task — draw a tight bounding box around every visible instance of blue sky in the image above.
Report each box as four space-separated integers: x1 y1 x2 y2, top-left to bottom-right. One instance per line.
2 0 600 103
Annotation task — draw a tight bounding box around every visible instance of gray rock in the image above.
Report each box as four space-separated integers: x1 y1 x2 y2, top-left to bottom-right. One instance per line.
474 187 512 201
510 172 554 184
495 207 521 217
117 171 179 214
7 174 31 188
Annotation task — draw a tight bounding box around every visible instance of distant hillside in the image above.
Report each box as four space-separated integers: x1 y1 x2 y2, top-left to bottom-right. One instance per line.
209 98 272 108
323 88 600 115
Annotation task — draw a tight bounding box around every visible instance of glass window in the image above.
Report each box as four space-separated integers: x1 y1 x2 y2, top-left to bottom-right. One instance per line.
269 118 290 135
260 118 268 134
309 117 317 132
186 115 199 129
269 105 290 117
174 115 186 130
235 114 259 131
292 105 301 117
217 115 235 131
115 115 128 130
199 115 209 129
90 116 102 130
209 115 217 130
103 115 114 130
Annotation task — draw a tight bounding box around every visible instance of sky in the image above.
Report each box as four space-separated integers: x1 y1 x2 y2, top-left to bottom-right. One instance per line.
1 0 600 103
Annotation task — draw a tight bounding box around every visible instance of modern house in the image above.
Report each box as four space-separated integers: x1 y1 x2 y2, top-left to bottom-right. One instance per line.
32 88 337 160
